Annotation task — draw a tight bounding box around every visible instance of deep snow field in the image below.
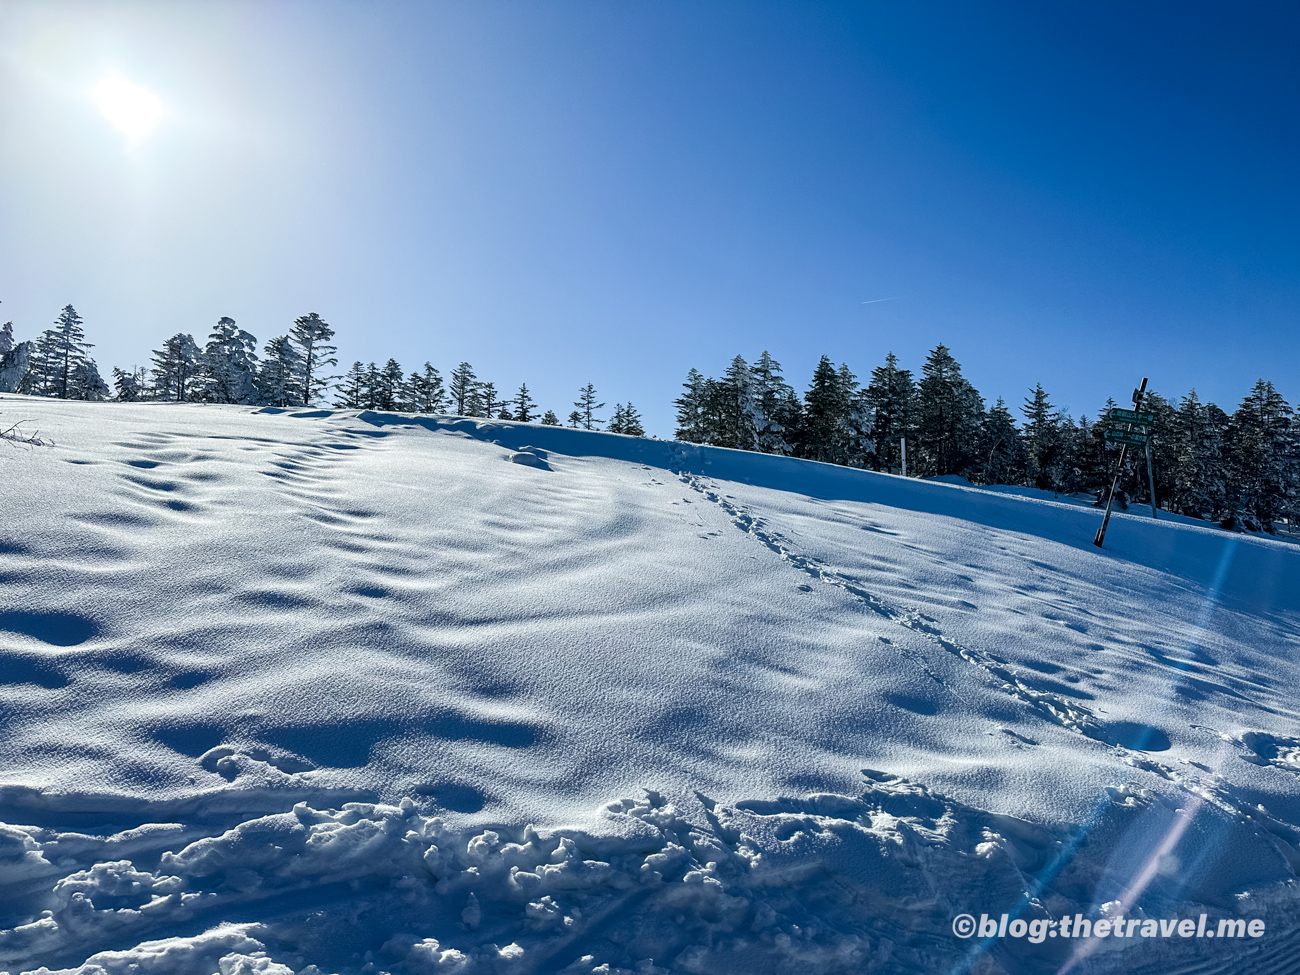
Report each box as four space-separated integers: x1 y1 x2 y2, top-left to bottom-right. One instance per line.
0 397 1298 975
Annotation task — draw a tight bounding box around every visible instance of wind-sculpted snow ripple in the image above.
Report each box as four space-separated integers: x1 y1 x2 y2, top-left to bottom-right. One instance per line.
3 774 1295 975
673 473 1118 744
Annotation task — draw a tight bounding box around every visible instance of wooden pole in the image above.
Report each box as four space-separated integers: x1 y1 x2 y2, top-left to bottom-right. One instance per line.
1145 440 1157 519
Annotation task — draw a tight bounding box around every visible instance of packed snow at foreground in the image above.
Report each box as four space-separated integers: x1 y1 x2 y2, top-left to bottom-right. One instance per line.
0 398 1297 975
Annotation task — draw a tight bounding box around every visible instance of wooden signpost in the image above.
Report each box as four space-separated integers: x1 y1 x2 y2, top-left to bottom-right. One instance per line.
1093 378 1158 548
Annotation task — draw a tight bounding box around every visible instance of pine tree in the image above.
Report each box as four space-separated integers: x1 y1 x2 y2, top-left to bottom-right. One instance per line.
574 383 604 430
0 339 32 395
1224 380 1294 532
449 362 477 415
0 321 13 357
1021 384 1061 491
567 410 583 428
541 410 559 426
865 353 914 473
1139 391 1178 512
674 369 709 443
70 358 110 401
1048 414 1086 497
150 333 202 402
289 312 337 406
1167 390 1226 520
374 358 405 411
49 305 92 399
513 383 537 423
749 351 797 455
112 366 146 402
406 363 446 413
838 364 873 468
465 382 486 417
480 382 501 418
200 317 259 404
708 355 760 450
361 363 381 408
334 362 368 408
914 344 983 477
619 403 645 437
798 356 854 463
976 398 1027 485
22 330 61 396
256 336 302 407
497 404 514 420
1082 399 1122 500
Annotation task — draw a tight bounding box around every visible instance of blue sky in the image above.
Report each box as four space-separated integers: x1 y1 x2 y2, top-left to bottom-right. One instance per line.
2 1 1296 435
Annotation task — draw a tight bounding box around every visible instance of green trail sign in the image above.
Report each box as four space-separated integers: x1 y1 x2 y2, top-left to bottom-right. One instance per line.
1104 429 1150 447
1095 377 1160 548
1106 407 1154 426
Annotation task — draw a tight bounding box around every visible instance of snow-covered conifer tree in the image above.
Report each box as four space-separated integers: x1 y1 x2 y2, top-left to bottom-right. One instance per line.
256 336 302 407
334 362 367 408
798 356 855 463
0 338 32 394
70 358 110 401
1224 380 1294 531
1139 391 1178 512
1021 384 1060 491
914 344 983 477
865 353 914 473
541 410 559 426
976 398 1026 485
1168 390 1225 520
0 321 12 357
406 364 446 413
151 333 202 402
1047 414 1086 497
574 384 604 430
112 367 146 402
674 369 708 443
513 383 537 423
749 351 797 455
361 363 381 409
289 313 337 406
714 355 761 451
21 331 59 396
449 363 477 415
200 317 260 404
480 382 501 418
46 306 92 400
375 359 405 411
620 403 646 437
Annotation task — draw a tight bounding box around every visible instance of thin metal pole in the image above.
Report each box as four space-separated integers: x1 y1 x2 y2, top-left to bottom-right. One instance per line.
1145 440 1157 519
1094 444 1129 547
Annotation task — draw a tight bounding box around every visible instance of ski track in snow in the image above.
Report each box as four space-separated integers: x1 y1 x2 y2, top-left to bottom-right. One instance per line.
1 400 1298 975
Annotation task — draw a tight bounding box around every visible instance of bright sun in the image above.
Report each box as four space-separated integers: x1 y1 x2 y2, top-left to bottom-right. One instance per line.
94 78 163 142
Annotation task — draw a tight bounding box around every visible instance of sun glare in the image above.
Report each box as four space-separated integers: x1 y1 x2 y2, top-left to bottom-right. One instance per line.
94 78 163 142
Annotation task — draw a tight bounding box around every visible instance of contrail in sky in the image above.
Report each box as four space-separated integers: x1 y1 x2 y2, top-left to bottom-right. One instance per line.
861 297 899 304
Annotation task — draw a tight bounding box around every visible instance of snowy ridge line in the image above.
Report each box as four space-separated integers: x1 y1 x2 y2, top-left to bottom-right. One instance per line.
4 783 1296 975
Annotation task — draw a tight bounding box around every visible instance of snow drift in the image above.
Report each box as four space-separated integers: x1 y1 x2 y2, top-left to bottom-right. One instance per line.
0 397 1297 975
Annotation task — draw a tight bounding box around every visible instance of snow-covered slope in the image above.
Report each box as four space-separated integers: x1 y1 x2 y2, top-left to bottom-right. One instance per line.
1 398 1297 975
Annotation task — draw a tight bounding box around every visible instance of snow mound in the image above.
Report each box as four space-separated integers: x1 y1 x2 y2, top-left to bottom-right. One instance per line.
1 399 1298 974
